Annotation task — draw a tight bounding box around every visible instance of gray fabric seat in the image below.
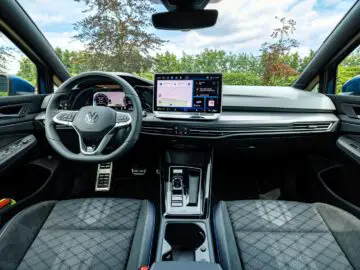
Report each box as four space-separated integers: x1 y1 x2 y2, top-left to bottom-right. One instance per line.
214 200 360 270
0 198 155 270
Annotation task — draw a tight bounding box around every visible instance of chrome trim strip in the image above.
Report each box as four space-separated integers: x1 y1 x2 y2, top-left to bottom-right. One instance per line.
154 111 220 120
217 112 339 123
141 112 339 137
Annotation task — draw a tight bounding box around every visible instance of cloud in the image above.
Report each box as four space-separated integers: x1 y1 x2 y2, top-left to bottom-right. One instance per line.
44 32 84 51
158 0 355 57
8 0 357 74
18 0 86 28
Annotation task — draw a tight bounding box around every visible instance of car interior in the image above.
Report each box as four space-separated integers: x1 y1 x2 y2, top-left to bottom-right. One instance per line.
0 0 360 269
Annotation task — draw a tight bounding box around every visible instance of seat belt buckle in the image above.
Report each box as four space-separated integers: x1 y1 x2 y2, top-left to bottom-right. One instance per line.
139 266 149 270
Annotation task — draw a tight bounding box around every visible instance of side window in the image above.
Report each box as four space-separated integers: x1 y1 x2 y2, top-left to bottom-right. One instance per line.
0 32 37 96
336 46 360 95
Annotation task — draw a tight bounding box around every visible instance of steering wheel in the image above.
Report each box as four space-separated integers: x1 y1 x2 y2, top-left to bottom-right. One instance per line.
45 71 142 162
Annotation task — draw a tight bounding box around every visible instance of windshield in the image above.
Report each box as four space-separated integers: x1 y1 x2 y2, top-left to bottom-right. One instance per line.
14 0 358 86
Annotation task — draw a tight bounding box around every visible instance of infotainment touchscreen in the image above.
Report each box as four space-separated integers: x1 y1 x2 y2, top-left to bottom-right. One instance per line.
154 73 222 117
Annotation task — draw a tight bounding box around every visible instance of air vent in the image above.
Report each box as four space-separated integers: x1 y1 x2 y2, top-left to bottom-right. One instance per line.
141 123 174 135
293 122 333 131
141 121 335 138
188 127 223 137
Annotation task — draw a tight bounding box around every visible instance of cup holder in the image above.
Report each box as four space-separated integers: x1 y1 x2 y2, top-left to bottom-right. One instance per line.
162 223 207 261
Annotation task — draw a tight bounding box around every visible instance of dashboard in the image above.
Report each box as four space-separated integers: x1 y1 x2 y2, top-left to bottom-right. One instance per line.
40 72 339 141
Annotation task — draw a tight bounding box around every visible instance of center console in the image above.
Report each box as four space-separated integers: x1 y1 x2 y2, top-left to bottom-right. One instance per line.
152 73 219 267
156 148 215 264
166 166 203 215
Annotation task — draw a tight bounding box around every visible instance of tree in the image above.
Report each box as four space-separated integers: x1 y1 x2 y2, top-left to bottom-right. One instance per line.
17 57 36 85
260 17 299 85
336 47 360 93
55 47 92 75
0 33 14 73
153 51 179 72
299 49 315 71
74 0 164 72
342 47 360 67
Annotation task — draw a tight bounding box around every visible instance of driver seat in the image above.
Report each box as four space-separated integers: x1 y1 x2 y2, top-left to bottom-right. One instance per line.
0 198 155 269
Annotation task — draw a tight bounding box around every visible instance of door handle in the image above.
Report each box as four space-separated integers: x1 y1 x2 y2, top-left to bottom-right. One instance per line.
0 104 30 119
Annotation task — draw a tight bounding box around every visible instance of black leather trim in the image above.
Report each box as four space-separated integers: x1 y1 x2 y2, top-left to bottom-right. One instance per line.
315 203 360 269
127 200 156 269
0 201 56 269
213 201 242 270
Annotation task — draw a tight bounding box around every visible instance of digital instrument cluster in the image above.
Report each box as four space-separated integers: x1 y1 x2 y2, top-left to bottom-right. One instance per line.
92 91 133 111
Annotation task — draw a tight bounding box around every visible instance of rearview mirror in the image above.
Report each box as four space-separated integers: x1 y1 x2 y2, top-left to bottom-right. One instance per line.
152 0 218 30
152 9 218 30
0 74 35 96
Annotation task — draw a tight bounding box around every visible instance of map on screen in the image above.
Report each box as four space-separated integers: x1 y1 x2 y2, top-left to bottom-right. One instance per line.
157 80 193 107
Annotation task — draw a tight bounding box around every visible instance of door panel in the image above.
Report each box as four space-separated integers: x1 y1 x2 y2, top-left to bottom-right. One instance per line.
328 95 360 162
0 94 45 172
310 94 360 218
0 95 44 130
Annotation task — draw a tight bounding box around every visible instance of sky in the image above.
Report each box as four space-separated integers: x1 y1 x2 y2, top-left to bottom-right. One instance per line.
2 0 358 73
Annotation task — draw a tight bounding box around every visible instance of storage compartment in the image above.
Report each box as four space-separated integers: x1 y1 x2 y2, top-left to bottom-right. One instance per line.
319 165 360 208
0 158 63 225
0 164 51 201
161 222 210 262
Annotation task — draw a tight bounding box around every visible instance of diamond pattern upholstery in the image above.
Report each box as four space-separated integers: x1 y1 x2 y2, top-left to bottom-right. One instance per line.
14 198 147 270
214 200 358 270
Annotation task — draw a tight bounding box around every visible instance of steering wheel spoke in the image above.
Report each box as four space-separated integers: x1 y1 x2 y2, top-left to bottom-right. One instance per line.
115 111 132 128
77 131 115 155
53 110 78 126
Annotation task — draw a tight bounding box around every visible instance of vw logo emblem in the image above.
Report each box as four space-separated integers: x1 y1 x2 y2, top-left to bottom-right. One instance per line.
85 112 99 124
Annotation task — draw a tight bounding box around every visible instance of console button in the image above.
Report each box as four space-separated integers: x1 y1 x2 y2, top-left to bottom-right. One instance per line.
172 195 183 201
171 202 183 207
57 112 76 122
173 179 182 188
116 113 130 123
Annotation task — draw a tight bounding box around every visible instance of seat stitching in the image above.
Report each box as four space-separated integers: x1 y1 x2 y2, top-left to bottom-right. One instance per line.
0 201 56 241
147 201 156 267
314 204 354 270
226 202 245 270
15 202 57 269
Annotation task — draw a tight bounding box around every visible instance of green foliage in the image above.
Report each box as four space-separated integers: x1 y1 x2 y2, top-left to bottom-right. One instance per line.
0 33 14 73
74 0 164 72
336 48 360 94
336 66 360 94
260 17 299 85
223 72 262 85
13 10 358 92
17 57 37 85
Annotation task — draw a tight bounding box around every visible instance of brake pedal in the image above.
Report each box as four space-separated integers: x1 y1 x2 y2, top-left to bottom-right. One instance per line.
95 162 113 191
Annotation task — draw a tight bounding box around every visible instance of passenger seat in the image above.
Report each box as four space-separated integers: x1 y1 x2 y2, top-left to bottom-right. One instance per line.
213 200 360 270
